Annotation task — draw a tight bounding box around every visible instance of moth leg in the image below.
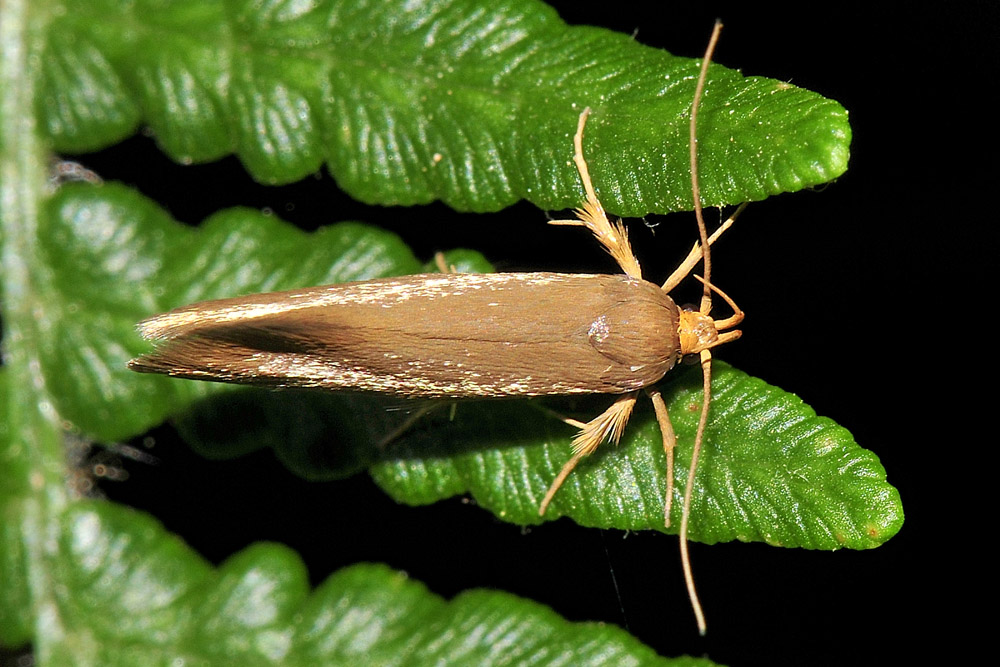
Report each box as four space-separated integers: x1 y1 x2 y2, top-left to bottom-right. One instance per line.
378 251 459 449
549 108 643 280
434 251 452 274
375 402 441 451
532 403 586 430
434 250 478 276
383 250 459 449
646 387 677 527
539 392 637 515
661 202 747 293
373 257 459 443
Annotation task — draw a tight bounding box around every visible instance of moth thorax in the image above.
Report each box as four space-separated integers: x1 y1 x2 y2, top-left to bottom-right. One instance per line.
677 309 719 355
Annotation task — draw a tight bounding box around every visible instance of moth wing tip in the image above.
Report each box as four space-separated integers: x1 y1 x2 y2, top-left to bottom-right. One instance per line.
135 313 187 340
126 354 153 373
135 323 156 340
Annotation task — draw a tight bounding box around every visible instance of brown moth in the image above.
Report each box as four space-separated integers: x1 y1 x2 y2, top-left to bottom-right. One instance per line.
129 22 740 634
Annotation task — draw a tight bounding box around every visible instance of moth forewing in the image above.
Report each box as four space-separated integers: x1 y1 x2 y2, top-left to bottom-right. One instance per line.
129 272 683 398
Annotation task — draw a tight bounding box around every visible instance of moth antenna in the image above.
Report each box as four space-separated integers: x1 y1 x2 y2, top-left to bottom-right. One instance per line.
691 22 722 317
682 349 713 636
682 18 724 638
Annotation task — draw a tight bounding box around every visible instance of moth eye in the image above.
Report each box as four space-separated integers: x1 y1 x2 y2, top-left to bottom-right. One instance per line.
681 353 700 366
681 303 698 312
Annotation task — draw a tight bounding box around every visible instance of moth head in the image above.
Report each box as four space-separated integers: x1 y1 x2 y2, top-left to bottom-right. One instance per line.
677 277 744 356
677 309 720 355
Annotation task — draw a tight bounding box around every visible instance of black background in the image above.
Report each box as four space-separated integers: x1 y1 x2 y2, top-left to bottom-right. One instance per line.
75 2 993 665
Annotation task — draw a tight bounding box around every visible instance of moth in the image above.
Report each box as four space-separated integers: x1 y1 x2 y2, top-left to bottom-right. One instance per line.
130 23 740 634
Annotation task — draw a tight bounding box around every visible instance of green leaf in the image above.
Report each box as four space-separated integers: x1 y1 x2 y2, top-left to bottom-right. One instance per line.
40 0 849 213
1 497 707 664
371 362 902 549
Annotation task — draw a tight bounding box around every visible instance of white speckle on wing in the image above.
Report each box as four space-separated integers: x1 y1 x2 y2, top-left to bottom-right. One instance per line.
588 315 610 343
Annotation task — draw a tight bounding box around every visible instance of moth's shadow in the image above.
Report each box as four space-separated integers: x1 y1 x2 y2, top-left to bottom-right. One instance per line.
172 364 707 482
173 388 601 480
